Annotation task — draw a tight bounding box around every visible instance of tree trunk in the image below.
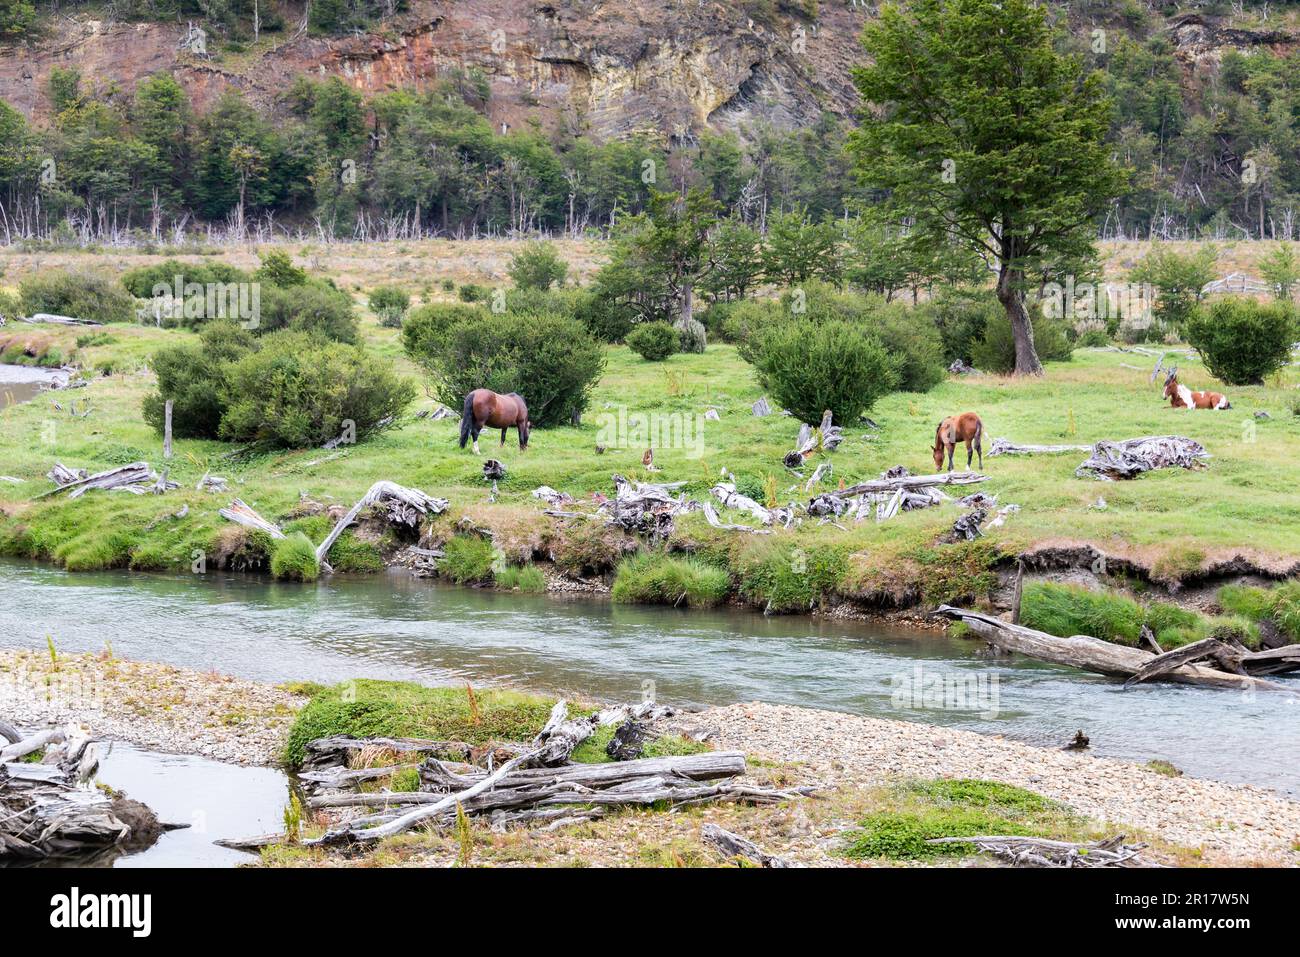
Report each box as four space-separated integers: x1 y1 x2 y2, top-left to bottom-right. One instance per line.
997 263 1043 376
680 281 694 326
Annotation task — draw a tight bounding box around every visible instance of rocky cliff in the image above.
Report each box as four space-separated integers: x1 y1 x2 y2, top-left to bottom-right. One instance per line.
0 2 1296 143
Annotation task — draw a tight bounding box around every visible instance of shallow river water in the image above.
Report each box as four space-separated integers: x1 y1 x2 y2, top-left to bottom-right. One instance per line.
2 558 1297 796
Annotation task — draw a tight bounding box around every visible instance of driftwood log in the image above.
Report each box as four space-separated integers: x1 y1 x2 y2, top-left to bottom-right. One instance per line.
35 461 175 499
1076 435 1209 481
989 438 1092 456
927 834 1161 868
1 722 165 860
315 480 448 565
783 410 843 469
936 606 1300 695
701 823 797 868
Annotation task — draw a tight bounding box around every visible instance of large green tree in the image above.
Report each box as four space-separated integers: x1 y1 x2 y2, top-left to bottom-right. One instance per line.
850 0 1126 374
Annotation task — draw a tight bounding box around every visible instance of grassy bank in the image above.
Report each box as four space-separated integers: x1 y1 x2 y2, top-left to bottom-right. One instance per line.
2 244 1299 619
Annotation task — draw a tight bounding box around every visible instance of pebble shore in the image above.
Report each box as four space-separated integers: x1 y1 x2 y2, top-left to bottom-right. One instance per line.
4 648 1298 864
0 650 305 765
706 701 1300 864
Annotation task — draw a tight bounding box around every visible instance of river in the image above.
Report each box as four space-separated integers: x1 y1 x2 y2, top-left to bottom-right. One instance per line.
1 557 1296 795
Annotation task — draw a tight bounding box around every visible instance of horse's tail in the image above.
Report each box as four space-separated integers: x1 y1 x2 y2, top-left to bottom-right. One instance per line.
459 391 475 448
974 415 983 447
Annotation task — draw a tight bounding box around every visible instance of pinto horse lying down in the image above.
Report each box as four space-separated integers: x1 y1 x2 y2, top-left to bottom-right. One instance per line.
1163 369 1230 410
459 389 530 453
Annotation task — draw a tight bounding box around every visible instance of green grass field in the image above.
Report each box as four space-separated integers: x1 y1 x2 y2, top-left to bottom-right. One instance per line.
2 292 1299 597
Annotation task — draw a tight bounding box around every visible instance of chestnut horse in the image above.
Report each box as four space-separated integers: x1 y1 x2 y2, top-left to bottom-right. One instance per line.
460 389 530 453
933 412 984 472
1163 369 1230 410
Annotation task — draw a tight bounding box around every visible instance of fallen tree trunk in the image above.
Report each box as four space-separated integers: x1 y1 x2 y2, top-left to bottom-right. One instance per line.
926 834 1160 868
989 438 1092 456
315 480 448 565
34 461 160 499
1122 637 1232 688
834 470 986 498
935 606 1300 695
702 823 797 868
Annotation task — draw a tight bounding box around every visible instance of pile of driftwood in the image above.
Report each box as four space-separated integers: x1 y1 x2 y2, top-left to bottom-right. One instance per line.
229 701 810 849
0 721 164 860
807 468 987 522
783 411 844 469
542 475 697 540
927 834 1161 868
219 480 448 574
37 461 178 499
1076 435 1208 481
936 607 1300 695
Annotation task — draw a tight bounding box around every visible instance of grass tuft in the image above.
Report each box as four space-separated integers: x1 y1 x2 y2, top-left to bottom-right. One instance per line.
611 552 731 608
269 531 320 582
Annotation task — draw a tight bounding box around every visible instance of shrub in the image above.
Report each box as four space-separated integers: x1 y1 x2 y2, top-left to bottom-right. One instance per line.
1218 582 1300 642
142 322 257 439
258 282 359 343
401 302 488 356
440 535 497 584
270 532 320 582
1184 298 1295 385
368 285 411 327
120 259 251 298
745 319 899 424
737 540 848 613
573 290 635 342
410 312 605 428
928 290 1000 364
252 250 309 288
611 553 731 608
676 317 707 354
218 331 415 448
282 679 557 767
459 283 489 303
969 311 1073 374
18 271 135 324
507 241 568 290
1130 245 1218 331
626 322 679 361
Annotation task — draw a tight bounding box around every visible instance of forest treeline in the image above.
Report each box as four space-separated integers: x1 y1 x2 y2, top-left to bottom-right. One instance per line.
0 0 1297 241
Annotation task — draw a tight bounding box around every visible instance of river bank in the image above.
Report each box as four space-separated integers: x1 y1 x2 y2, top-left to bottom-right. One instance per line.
4 648 1299 865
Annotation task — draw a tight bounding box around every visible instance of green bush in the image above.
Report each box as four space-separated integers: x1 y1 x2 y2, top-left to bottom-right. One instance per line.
400 302 488 356
970 311 1073 374
282 680 557 767
270 532 320 582
626 322 679 361
573 290 636 343
257 282 359 343
777 284 945 392
611 553 731 608
440 535 497 584
218 331 415 448
676 317 707 354
507 241 568 290
410 311 605 428
1184 298 1295 385
368 284 411 327
142 322 257 439
253 250 309 288
18 270 136 324
120 259 251 298
1130 245 1217 331
746 318 899 425
459 283 489 303
927 290 1001 364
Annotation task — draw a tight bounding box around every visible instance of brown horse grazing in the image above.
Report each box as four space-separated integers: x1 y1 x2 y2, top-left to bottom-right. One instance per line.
933 412 984 472
1162 368 1230 410
460 389 530 453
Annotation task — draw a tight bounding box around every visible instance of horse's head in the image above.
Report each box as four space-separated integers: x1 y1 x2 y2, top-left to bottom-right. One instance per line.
1162 367 1179 400
932 428 945 470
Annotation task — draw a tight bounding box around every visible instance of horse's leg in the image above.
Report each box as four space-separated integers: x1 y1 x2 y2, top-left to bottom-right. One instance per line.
966 439 973 468
472 423 481 455
946 444 954 472
500 428 508 447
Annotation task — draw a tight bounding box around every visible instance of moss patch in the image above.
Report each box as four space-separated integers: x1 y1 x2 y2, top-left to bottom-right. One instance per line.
844 778 1083 862
440 535 497 584
282 679 558 767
